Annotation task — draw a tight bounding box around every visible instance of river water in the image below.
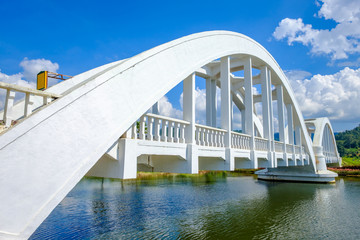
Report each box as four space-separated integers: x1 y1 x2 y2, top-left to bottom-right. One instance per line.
31 174 360 239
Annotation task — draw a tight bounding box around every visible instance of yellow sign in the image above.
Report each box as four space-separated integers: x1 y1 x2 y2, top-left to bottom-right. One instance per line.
37 71 48 90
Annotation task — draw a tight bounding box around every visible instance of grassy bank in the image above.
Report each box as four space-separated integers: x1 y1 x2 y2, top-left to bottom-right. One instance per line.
329 166 360 177
341 157 360 166
136 170 257 181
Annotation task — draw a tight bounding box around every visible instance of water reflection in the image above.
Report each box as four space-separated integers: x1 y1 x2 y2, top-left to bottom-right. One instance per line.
31 176 360 240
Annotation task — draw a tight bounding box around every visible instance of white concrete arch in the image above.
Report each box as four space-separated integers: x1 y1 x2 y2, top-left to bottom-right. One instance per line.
0 31 320 239
305 118 341 165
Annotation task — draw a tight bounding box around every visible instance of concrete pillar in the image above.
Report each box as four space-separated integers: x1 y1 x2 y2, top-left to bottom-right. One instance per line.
220 57 231 147
295 125 303 165
118 138 138 179
206 78 212 126
183 73 198 173
244 57 257 168
206 78 217 127
286 104 294 145
211 79 217 127
313 145 327 171
184 73 196 144
268 69 276 167
241 109 245 133
286 104 295 165
276 84 287 166
220 56 234 171
261 66 273 167
231 94 234 131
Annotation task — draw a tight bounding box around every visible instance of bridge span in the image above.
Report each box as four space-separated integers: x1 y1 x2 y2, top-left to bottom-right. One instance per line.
0 31 340 239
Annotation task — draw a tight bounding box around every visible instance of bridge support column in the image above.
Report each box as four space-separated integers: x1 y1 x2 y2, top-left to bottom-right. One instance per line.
276 84 287 166
118 138 138 179
244 57 257 169
261 65 274 168
184 73 199 174
286 104 296 166
220 56 235 170
268 69 276 167
206 78 217 127
313 146 327 171
295 125 304 165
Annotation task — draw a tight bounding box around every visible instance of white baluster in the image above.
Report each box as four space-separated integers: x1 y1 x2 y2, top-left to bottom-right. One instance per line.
154 118 161 141
139 116 146 140
174 123 180 143
168 121 174 142
3 90 16 127
147 116 153 141
132 122 137 139
180 124 186 143
162 120 168 142
24 93 34 117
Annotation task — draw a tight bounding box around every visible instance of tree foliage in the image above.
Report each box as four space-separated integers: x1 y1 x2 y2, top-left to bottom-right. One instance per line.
336 124 360 157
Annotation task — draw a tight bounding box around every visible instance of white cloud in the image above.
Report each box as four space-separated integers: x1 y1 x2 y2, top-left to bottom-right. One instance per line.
286 67 360 121
273 0 360 60
158 95 182 119
0 58 59 109
19 58 59 82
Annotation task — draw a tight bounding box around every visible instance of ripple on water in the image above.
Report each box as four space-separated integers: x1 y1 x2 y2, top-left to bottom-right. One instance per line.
30 176 360 240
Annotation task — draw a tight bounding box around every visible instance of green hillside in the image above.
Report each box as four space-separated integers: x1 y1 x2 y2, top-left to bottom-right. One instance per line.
336 124 360 166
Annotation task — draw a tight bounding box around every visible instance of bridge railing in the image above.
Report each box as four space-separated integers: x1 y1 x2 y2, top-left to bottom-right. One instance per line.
255 137 268 151
195 124 227 147
286 144 293 154
275 141 283 152
0 82 61 128
231 131 251 150
127 113 190 143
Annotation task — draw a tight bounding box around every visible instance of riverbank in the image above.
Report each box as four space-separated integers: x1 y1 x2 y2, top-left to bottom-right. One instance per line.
136 169 258 181
328 166 360 177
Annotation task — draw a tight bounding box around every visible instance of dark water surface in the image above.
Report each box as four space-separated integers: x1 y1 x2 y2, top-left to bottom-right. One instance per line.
31 175 360 239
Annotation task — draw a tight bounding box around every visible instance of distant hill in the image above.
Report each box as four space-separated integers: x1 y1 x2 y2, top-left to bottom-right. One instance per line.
335 125 360 157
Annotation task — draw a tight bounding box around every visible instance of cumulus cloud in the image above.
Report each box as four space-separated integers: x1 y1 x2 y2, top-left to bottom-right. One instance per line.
158 95 182 119
286 67 360 121
0 58 59 109
273 0 360 60
20 57 59 82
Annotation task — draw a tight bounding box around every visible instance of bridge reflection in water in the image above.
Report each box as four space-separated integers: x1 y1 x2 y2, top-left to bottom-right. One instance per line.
31 176 360 239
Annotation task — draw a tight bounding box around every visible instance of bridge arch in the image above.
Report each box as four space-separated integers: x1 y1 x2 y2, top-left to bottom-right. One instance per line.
0 31 335 239
305 118 341 165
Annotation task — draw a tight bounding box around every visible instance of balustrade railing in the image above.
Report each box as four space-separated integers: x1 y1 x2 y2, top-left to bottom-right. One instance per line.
275 141 283 152
0 82 61 128
123 113 312 159
286 144 293 154
195 124 226 147
128 113 189 143
231 131 251 150
255 137 268 151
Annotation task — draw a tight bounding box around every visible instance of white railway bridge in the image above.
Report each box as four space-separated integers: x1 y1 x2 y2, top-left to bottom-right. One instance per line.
0 31 341 239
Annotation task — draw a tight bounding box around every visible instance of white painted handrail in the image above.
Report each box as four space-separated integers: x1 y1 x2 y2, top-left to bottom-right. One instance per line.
255 137 268 151
0 81 61 127
128 113 189 143
286 144 293 154
231 131 251 150
195 124 226 147
275 141 283 152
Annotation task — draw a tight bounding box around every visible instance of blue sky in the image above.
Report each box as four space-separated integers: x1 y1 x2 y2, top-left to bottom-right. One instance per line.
0 0 360 131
